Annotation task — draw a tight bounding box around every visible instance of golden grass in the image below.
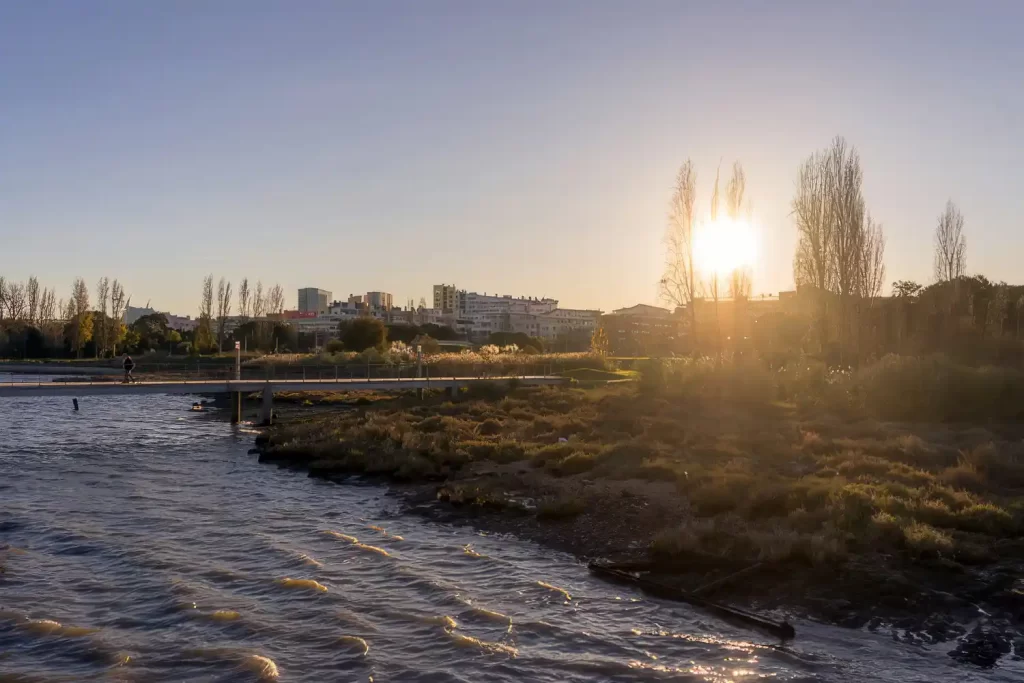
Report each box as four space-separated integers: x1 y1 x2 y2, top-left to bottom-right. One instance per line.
265 359 1024 572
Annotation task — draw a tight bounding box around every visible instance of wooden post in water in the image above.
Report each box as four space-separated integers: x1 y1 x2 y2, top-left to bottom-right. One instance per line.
231 392 242 424
260 386 273 425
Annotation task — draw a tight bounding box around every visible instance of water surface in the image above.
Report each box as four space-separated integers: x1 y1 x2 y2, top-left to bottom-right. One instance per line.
0 379 1016 681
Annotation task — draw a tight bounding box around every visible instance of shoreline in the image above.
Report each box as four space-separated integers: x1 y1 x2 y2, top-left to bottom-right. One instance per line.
246 386 1024 667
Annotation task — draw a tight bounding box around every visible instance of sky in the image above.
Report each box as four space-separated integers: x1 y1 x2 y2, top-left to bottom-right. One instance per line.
2 1 1022 316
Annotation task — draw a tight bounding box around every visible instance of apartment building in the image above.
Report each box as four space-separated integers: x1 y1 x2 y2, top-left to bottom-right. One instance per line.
433 284 459 312
507 308 602 342
297 288 332 314
365 291 393 310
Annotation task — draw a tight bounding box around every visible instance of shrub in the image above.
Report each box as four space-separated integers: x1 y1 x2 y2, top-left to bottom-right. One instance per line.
324 339 345 353
476 419 503 436
854 355 1024 422
547 451 597 476
902 522 954 557
340 317 387 352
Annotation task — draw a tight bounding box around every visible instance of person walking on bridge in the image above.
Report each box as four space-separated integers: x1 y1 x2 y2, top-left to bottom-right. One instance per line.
122 354 136 384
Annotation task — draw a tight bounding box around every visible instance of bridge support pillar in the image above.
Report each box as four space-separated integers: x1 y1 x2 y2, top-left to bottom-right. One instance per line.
445 383 458 399
231 392 242 424
260 387 274 426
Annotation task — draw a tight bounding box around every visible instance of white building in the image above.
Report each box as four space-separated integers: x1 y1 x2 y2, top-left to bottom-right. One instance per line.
507 308 602 342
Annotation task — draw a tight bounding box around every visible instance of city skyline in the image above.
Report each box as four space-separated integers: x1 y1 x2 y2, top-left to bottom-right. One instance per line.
3 2 1023 317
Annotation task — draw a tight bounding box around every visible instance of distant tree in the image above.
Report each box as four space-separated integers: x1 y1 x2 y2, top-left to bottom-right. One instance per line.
67 278 92 357
793 136 886 357
414 334 441 354
660 160 699 335
109 280 128 355
324 339 345 354
252 281 266 317
340 317 387 352
95 277 110 357
196 274 214 352
858 217 886 299
267 284 285 315
386 324 421 344
237 277 251 320
934 200 966 282
421 323 460 341
725 162 753 300
0 276 6 321
590 325 610 356
892 280 923 298
26 276 40 324
39 287 56 322
269 323 297 353
5 282 27 321
122 327 141 353
216 277 233 351
131 313 171 352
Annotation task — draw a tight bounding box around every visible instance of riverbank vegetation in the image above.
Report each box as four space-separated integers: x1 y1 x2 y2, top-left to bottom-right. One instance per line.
259 354 1024 634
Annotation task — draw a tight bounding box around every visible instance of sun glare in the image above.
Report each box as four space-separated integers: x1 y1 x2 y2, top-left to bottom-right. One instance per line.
692 216 757 275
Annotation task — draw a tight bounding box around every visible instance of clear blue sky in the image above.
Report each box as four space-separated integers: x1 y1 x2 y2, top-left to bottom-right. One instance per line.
2 1 1022 316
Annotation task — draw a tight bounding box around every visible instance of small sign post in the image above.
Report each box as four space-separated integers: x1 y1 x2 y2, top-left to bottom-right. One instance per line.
235 341 241 380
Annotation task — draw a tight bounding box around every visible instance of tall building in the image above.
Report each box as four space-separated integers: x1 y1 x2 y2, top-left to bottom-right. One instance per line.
297 288 331 314
365 291 393 310
433 284 458 312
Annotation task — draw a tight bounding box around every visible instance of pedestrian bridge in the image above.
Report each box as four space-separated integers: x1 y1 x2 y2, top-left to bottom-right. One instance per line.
0 376 563 398
0 375 566 423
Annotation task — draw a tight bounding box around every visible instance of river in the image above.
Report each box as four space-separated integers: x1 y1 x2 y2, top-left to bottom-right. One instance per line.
0 378 1016 682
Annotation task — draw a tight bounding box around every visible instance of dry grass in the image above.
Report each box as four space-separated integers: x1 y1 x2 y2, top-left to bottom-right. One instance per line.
265 359 1024 575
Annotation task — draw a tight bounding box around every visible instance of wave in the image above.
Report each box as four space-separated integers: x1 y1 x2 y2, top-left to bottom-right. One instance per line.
277 578 328 592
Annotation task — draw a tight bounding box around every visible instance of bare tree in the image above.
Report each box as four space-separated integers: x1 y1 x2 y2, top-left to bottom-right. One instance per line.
267 284 285 315
39 288 56 322
196 274 215 352
660 160 699 333
237 277 251 320
0 276 6 321
725 162 752 300
26 276 40 323
216 277 233 351
252 281 266 318
110 280 128 355
934 200 966 282
793 136 886 356
95 277 110 358
6 282 27 320
829 141 866 301
725 161 745 219
728 269 752 300
857 216 886 300
793 145 836 295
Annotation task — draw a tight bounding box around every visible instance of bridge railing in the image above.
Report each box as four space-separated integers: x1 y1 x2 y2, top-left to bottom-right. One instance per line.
1 363 557 387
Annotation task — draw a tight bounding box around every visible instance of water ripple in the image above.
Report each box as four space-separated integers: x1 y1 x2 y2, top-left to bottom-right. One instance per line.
0 383 1011 682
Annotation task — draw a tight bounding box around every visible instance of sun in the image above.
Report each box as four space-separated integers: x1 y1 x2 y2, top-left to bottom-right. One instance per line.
692 216 757 276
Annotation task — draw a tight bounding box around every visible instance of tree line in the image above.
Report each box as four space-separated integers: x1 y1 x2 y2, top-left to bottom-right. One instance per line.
0 273 288 359
659 135 1015 365
0 275 129 359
